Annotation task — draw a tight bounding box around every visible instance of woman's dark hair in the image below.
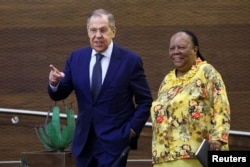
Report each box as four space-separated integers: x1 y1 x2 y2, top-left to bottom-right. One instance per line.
177 30 205 61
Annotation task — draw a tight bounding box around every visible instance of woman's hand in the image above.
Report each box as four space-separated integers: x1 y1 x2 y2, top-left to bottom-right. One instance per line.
209 140 222 151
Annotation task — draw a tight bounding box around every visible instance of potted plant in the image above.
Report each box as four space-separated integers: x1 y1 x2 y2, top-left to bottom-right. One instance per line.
21 102 76 167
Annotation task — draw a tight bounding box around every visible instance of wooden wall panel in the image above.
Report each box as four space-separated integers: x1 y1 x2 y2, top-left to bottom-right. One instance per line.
0 0 250 161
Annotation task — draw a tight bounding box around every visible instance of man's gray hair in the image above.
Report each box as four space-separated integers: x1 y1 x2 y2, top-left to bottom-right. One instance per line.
87 9 116 30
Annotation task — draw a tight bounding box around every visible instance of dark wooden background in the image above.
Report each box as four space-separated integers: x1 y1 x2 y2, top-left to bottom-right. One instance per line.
0 0 250 161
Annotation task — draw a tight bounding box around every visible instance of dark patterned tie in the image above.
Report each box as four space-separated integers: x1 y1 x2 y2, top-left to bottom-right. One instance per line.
92 53 104 100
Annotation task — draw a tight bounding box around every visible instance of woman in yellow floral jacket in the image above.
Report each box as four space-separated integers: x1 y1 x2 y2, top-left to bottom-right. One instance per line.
151 30 230 167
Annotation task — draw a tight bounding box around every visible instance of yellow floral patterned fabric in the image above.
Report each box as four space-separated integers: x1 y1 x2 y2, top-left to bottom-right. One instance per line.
151 58 230 165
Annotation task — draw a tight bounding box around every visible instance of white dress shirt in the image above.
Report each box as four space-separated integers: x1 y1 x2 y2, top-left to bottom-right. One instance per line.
89 41 113 85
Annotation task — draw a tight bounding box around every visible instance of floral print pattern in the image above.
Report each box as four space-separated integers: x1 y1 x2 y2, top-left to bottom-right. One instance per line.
151 58 230 164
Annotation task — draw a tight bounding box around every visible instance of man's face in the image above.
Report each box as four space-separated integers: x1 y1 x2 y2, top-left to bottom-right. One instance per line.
87 15 116 53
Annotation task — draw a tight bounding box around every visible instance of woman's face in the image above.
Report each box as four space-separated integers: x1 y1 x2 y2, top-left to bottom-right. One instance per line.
169 32 198 73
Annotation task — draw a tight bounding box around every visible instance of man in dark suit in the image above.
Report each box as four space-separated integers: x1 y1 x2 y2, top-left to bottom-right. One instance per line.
48 9 152 167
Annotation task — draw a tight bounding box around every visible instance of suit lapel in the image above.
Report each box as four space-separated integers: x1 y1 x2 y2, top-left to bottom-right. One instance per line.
102 45 122 91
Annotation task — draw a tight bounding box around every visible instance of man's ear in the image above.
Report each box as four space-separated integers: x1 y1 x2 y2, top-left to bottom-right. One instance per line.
112 28 116 38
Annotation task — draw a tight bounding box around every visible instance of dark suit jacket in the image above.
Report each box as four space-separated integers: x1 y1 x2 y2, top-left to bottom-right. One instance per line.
48 43 152 157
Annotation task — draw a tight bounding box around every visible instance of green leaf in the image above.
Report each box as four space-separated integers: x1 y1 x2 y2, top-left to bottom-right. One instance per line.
60 106 75 148
36 127 55 151
45 106 61 149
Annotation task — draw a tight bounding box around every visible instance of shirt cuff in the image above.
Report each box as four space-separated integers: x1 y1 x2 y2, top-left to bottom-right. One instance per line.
49 83 59 92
